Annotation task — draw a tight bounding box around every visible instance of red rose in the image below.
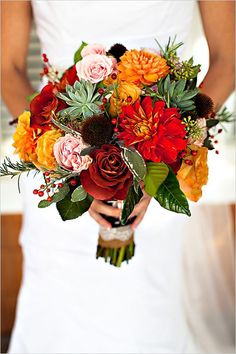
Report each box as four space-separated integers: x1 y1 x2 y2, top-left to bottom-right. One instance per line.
80 144 133 200
57 65 79 91
30 83 67 129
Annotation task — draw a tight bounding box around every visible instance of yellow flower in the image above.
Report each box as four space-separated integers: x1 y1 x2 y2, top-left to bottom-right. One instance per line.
177 145 208 202
12 111 38 163
118 50 169 87
109 81 141 116
35 129 62 171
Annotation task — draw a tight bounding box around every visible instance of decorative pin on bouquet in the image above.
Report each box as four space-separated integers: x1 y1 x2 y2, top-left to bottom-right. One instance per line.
1 38 233 266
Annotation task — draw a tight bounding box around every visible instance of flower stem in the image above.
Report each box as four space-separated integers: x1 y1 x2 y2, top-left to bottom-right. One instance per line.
116 246 125 267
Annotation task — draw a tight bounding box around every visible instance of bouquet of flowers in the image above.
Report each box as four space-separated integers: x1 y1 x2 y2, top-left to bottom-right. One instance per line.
1 38 232 266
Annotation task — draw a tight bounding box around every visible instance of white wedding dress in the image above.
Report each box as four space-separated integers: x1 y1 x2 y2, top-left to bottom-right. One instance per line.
9 1 199 353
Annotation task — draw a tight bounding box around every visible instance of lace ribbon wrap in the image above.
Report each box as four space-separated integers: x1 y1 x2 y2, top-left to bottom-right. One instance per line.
99 225 134 248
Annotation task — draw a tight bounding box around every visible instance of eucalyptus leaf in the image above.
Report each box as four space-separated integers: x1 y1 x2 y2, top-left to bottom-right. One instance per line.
154 168 191 216
144 162 169 197
121 147 146 181
121 184 143 225
71 185 87 202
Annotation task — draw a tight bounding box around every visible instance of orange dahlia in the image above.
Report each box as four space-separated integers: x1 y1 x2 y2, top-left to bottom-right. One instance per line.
13 111 38 163
118 97 187 164
177 145 208 202
109 81 141 116
118 50 169 87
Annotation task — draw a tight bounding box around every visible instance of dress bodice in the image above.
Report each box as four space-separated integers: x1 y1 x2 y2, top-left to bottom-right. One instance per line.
32 0 196 70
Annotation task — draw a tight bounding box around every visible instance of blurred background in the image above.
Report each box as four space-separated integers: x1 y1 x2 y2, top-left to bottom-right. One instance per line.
0 3 235 353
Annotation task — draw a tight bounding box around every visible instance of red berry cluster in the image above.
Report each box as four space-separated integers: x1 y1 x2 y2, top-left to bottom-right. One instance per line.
40 53 58 79
33 171 64 202
209 127 222 154
33 174 79 202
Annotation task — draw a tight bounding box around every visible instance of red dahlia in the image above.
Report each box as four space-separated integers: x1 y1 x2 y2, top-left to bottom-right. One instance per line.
118 97 187 164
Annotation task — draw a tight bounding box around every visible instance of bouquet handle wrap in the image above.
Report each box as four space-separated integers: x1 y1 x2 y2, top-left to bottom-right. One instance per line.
96 201 135 266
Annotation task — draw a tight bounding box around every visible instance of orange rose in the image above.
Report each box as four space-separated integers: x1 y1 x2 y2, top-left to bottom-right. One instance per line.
177 145 208 202
109 81 141 116
13 111 38 163
118 50 169 87
35 129 62 171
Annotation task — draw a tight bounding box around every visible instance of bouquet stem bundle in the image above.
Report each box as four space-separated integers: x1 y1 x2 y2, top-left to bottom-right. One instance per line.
96 234 135 267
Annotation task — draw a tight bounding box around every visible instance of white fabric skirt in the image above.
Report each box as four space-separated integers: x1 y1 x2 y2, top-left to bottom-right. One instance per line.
8 174 194 353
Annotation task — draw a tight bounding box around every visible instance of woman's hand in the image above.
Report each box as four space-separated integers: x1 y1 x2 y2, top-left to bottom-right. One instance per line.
89 193 152 230
128 192 152 230
89 200 121 229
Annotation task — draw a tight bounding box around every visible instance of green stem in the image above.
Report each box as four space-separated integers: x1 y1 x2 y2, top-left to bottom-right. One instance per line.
116 246 125 267
112 248 117 265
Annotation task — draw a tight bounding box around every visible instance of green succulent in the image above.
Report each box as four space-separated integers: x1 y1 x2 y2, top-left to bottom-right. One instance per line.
151 75 199 112
56 80 102 120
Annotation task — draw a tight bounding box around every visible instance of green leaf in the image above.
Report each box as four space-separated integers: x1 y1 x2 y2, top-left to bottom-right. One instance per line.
74 41 88 64
56 192 93 221
26 91 39 103
144 162 169 197
154 168 191 216
206 119 219 128
121 147 146 181
38 183 70 208
80 146 95 156
71 185 87 202
121 184 143 225
133 178 140 194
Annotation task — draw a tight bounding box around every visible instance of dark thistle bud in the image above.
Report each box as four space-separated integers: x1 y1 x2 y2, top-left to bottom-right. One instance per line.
195 93 214 117
80 114 113 146
108 43 127 62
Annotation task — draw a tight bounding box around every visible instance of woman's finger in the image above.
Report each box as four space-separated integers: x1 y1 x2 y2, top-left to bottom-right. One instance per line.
89 208 111 229
128 196 151 219
131 211 145 230
91 200 121 218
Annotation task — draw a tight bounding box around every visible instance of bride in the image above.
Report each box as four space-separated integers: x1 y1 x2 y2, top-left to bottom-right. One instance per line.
1 1 235 353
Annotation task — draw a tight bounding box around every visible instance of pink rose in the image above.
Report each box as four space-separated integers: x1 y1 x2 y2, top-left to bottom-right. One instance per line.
81 43 106 57
53 134 92 173
76 54 113 83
